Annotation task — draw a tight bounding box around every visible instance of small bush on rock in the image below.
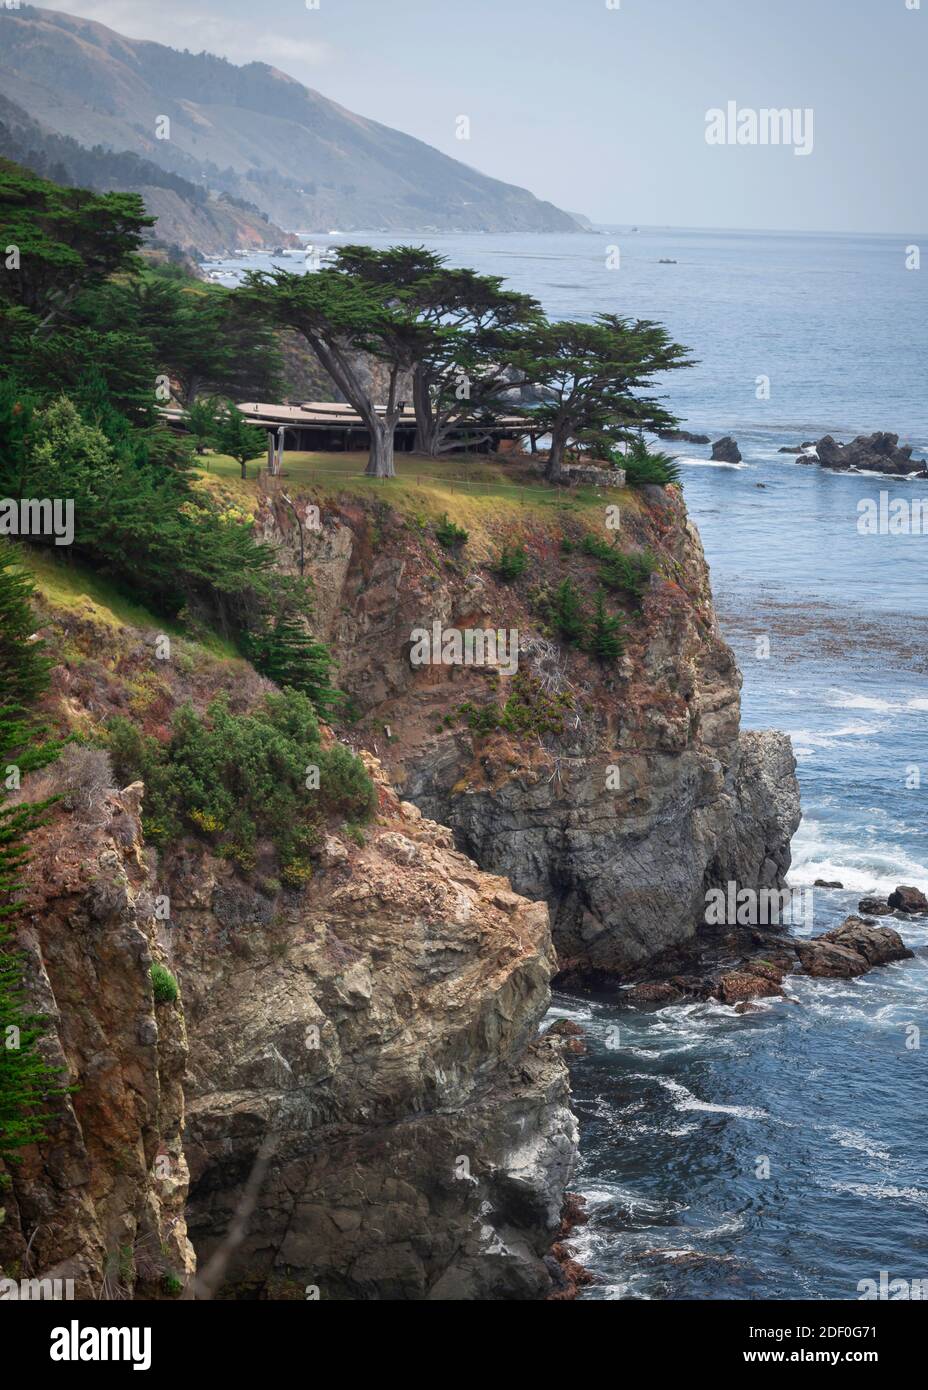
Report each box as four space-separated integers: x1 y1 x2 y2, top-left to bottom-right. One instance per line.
435 514 469 549
150 963 179 1005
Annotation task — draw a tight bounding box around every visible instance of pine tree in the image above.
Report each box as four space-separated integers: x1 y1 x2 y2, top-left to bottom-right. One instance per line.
244 610 342 715
215 403 267 479
552 578 587 646
587 590 625 665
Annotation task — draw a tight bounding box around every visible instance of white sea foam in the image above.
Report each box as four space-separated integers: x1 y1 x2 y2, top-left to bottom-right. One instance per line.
829 1127 892 1165
652 1076 768 1120
786 720 881 749
678 457 750 470
825 688 928 715
787 815 928 896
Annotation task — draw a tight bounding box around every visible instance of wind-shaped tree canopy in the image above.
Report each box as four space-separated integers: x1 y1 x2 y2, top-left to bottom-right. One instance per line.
508 315 694 480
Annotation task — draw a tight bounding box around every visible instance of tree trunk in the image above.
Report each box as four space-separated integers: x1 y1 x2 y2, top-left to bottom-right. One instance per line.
545 431 566 483
412 367 434 454
365 416 396 477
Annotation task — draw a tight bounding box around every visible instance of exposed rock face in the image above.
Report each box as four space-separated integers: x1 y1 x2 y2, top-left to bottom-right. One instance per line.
0 786 194 1299
815 433 927 476
170 759 574 1300
2 754 573 1300
711 436 742 463
258 484 801 979
858 896 891 917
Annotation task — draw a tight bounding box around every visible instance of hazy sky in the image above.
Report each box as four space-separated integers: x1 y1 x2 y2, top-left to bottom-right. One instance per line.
45 0 927 234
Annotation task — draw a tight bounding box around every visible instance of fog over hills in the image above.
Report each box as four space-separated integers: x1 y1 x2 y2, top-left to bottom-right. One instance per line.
0 5 582 237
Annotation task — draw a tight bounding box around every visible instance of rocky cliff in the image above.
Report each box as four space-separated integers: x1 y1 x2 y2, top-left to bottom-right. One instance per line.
1 464 800 1301
174 758 574 1300
0 782 194 1299
252 472 801 979
0 585 573 1299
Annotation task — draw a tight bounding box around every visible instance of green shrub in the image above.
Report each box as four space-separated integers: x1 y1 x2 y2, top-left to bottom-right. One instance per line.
550 578 587 645
458 674 573 739
107 687 375 868
495 544 529 582
0 544 68 1158
617 438 681 487
586 592 626 665
0 387 342 718
435 513 469 549
578 535 656 601
150 963 179 1005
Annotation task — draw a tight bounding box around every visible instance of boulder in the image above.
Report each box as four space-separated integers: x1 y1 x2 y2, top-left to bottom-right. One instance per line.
826 916 912 966
814 433 927 477
888 884 928 915
814 879 844 889
795 938 875 978
544 1018 587 1054
796 915 913 978
625 980 685 1006
711 435 742 463
716 964 785 1004
858 896 891 917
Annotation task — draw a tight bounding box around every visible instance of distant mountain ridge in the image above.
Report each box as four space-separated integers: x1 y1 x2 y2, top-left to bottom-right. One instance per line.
0 91 295 256
0 5 582 236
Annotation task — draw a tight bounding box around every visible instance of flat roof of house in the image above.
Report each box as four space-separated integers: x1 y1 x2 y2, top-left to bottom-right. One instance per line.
236 401 531 430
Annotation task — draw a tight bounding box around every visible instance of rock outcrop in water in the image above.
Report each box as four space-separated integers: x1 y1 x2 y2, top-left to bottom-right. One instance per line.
711 436 742 463
256 477 801 981
626 915 913 1006
794 916 913 978
658 429 711 445
814 433 927 476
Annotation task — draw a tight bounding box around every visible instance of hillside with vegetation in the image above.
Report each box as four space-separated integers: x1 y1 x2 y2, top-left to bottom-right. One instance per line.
0 5 583 235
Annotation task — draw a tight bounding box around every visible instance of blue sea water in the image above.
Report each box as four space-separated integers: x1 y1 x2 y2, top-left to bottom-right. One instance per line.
214 228 928 1299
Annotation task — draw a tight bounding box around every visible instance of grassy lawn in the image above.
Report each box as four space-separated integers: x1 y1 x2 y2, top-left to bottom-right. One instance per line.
196 450 636 550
